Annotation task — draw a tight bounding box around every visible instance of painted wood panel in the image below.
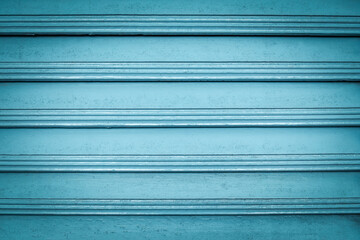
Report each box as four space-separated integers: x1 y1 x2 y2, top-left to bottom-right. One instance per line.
0 128 359 172
1 15 360 36
1 0 359 15
1 37 359 62
0 0 359 239
1 215 360 240
0 1 360 36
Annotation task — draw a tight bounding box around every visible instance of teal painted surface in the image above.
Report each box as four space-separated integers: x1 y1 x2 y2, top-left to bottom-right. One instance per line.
0 0 359 15
1 128 360 155
0 0 360 239
1 15 360 36
1 62 360 81
1 0 360 36
1 172 360 199
1 37 359 62
1 198 360 215
1 83 359 108
1 216 360 240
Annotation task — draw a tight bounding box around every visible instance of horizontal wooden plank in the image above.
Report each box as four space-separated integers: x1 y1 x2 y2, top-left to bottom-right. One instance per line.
1 172 359 199
1 128 359 155
1 37 359 62
1 215 359 240
1 153 359 172
0 0 359 16
1 108 360 128
1 83 360 109
1 15 360 36
1 62 359 82
0 198 359 215
0 128 358 172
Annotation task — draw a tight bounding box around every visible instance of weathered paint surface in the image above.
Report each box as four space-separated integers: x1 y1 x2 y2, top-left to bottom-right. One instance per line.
0 0 359 239
2 216 360 240
0 0 359 15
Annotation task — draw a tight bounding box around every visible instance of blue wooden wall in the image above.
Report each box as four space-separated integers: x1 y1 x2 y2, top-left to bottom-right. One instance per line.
0 0 359 239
